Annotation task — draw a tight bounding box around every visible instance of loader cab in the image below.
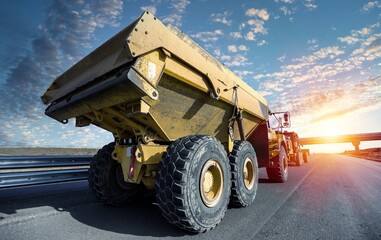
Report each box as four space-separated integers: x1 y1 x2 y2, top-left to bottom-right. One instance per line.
269 111 291 133
283 112 290 127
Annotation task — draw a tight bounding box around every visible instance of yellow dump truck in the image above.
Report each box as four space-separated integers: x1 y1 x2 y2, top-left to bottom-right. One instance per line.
41 12 288 232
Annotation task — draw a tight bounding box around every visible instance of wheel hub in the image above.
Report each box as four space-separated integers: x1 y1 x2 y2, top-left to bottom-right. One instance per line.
282 155 288 174
243 157 255 190
203 171 214 193
200 160 224 208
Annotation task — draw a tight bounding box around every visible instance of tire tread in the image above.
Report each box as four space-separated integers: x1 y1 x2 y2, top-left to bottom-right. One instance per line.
155 135 229 232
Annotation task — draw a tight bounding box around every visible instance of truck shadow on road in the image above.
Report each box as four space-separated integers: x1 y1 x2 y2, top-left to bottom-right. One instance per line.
0 182 194 237
0 173 287 237
69 197 191 237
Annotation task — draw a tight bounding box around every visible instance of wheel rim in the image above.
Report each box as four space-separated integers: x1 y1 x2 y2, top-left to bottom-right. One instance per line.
243 157 255 190
200 159 224 208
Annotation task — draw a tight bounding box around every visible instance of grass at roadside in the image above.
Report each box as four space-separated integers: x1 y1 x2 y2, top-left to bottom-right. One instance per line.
343 148 381 162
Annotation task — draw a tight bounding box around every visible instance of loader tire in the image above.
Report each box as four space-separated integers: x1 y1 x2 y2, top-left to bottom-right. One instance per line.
266 145 288 182
303 152 309 163
155 135 231 233
88 142 142 206
229 141 258 207
296 150 303 166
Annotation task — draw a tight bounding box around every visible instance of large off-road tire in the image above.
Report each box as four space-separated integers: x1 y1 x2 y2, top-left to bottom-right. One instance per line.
88 142 142 206
295 150 303 166
303 152 309 163
266 145 288 183
229 141 258 207
155 135 231 233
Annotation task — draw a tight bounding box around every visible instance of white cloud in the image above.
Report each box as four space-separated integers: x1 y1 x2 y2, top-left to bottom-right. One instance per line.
228 45 237 53
239 22 246 30
363 33 381 46
256 44 354 88
307 38 319 51
338 24 381 64
308 39 318 45
275 0 294 3
338 36 360 45
247 19 268 34
357 27 372 36
362 1 381 11
279 6 294 15
351 48 365 56
242 8 270 43
314 46 344 59
215 29 223 35
140 5 157 15
257 40 267 46
245 31 256 41
283 62 309 71
171 0 190 13
162 0 190 27
211 11 232 26
253 74 266 80
234 70 253 78
191 29 224 42
1 0 124 119
214 48 221 56
260 81 284 92
228 44 249 53
89 0 124 27
258 90 273 96
81 9 91 15
363 45 381 61
230 32 243 39
253 23 381 128
245 8 270 21
222 54 251 67
238 45 249 51
0 0 125 147
304 0 318 10
278 54 286 62
229 55 249 67
338 24 380 48
220 55 231 61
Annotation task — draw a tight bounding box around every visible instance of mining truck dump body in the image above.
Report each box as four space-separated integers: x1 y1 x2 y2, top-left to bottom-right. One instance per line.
41 12 269 145
41 11 274 233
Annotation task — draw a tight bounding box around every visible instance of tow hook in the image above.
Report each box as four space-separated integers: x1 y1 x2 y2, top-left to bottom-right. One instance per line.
129 146 137 178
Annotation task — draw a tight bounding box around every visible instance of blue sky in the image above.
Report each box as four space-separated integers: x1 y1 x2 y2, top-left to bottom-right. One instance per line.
0 0 380 152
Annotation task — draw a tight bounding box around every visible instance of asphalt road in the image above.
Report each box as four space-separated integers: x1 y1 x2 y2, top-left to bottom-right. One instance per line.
0 155 380 240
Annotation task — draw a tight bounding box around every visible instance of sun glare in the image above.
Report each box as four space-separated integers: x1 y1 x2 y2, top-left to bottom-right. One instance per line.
306 118 345 137
320 123 341 136
299 117 354 153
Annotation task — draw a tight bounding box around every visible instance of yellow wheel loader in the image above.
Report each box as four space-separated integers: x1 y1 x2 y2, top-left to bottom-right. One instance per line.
267 112 308 184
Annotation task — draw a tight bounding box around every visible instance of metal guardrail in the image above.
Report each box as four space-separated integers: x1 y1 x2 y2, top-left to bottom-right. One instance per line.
0 155 92 188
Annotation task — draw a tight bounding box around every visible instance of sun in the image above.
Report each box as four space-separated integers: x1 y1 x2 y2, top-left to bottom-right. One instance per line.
320 120 342 136
306 117 345 137
300 116 356 153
